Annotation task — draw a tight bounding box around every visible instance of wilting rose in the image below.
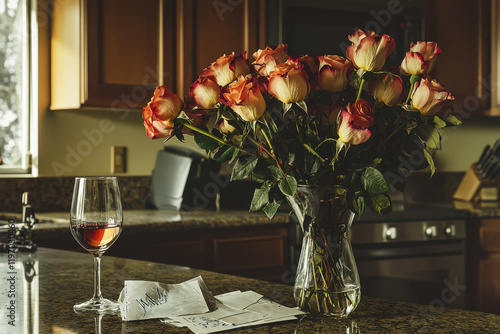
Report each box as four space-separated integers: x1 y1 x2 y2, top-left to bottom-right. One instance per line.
317 55 352 93
367 73 404 107
252 44 289 76
337 110 372 145
348 99 375 128
221 76 266 122
411 77 454 116
189 76 220 109
216 119 237 134
142 86 182 139
346 30 395 72
268 59 311 104
401 42 441 76
182 110 210 134
200 52 250 87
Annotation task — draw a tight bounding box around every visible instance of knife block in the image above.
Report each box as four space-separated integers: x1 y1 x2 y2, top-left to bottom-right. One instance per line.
453 164 500 202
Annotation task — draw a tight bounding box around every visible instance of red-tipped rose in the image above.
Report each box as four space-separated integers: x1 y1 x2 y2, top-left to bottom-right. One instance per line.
221 76 267 122
337 110 372 145
411 77 454 116
401 42 441 76
268 59 311 104
142 86 182 139
189 76 220 109
346 30 395 72
317 55 352 93
200 52 250 87
367 73 404 107
252 44 289 77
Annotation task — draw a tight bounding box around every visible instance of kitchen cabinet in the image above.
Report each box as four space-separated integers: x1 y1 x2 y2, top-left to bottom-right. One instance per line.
467 217 500 313
50 0 267 109
425 0 495 116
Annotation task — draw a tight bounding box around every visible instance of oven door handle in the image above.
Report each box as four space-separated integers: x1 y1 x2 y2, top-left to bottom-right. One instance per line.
353 240 464 260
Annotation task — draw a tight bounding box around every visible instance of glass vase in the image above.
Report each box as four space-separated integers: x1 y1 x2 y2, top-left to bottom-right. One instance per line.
287 186 360 317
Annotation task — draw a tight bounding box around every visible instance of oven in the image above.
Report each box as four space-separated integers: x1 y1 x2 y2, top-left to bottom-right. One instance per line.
288 205 468 308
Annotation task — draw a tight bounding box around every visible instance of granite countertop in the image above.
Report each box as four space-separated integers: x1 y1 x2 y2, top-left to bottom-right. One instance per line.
1 247 499 333
0 209 290 232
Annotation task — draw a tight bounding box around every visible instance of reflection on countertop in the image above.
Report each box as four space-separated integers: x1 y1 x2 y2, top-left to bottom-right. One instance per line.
1 248 500 333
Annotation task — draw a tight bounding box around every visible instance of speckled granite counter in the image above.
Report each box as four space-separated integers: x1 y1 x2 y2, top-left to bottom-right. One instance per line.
1 248 499 333
1 209 290 231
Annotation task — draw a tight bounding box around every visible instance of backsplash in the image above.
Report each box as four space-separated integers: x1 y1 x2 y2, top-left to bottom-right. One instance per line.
0 172 465 214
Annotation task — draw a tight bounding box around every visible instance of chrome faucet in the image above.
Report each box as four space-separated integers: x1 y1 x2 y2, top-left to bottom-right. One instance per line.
0 192 39 252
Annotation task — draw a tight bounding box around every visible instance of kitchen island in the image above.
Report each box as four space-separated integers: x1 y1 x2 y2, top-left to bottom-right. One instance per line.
1 248 499 333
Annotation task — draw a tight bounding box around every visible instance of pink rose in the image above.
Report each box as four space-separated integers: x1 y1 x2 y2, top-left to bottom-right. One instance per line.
367 73 404 107
188 76 220 109
252 44 289 76
142 86 182 139
268 59 311 104
337 110 372 145
401 42 441 76
317 55 352 93
200 52 250 87
221 76 266 122
346 30 395 72
411 77 454 115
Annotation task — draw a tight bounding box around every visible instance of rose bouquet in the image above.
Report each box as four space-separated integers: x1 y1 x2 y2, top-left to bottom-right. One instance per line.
142 30 460 316
143 30 459 220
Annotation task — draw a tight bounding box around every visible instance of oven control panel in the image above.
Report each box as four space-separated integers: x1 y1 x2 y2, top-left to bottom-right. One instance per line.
351 220 466 244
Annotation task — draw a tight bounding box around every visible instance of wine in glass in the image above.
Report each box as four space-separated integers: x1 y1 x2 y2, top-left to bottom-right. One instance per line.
70 177 123 314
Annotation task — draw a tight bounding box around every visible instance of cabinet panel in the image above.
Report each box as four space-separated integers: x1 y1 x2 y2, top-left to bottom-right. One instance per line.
479 258 500 314
213 235 285 271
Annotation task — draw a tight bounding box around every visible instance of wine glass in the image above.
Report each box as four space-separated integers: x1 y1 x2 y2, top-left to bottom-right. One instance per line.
70 177 123 314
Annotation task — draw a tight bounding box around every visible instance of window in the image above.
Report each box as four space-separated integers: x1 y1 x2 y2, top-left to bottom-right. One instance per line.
0 0 37 176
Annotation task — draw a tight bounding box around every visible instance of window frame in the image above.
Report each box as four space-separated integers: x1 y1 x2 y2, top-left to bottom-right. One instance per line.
0 0 38 177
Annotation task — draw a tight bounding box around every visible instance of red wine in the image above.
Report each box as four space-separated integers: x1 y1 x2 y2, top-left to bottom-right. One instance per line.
71 222 121 254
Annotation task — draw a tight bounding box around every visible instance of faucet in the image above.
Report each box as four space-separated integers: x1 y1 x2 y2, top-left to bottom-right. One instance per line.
0 192 39 252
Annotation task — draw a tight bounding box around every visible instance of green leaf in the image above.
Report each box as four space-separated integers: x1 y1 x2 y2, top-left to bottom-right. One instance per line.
262 200 282 220
268 165 284 180
252 161 270 183
213 146 235 162
231 156 259 181
362 167 389 194
415 124 441 150
444 114 462 126
365 192 392 215
296 100 308 112
278 175 297 196
283 103 293 114
347 190 365 217
250 185 271 211
433 116 447 130
194 131 220 151
423 149 436 176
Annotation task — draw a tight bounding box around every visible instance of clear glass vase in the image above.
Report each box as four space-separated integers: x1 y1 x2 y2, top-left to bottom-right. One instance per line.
287 186 360 317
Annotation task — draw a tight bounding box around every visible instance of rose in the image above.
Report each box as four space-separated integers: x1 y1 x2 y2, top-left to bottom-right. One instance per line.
401 42 441 76
367 73 404 107
346 30 395 72
142 86 182 139
188 76 220 109
200 52 250 87
337 110 372 145
252 44 289 76
317 55 352 93
268 59 311 104
411 77 454 115
221 75 266 122
348 99 375 128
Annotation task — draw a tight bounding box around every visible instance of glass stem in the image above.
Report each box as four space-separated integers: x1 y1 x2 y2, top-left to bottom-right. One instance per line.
93 255 103 301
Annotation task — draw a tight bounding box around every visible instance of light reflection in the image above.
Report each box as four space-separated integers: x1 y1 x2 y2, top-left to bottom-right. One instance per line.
294 315 361 334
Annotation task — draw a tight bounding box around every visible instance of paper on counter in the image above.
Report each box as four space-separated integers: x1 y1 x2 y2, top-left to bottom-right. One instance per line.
164 290 305 333
118 276 214 321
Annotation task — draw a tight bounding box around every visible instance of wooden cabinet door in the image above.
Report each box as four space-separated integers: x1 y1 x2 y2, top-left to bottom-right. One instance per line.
85 0 175 108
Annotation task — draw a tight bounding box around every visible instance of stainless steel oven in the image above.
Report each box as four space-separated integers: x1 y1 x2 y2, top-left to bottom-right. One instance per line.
351 209 467 309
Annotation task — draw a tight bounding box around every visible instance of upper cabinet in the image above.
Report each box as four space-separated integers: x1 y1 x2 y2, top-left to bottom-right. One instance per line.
50 0 266 110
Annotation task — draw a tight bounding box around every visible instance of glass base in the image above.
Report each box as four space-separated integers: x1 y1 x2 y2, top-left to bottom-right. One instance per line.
73 297 120 315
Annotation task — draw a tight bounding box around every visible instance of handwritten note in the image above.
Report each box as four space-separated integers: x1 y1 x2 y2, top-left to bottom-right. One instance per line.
118 276 213 321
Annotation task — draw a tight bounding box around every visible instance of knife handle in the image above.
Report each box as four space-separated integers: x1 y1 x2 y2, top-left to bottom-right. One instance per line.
477 145 491 170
